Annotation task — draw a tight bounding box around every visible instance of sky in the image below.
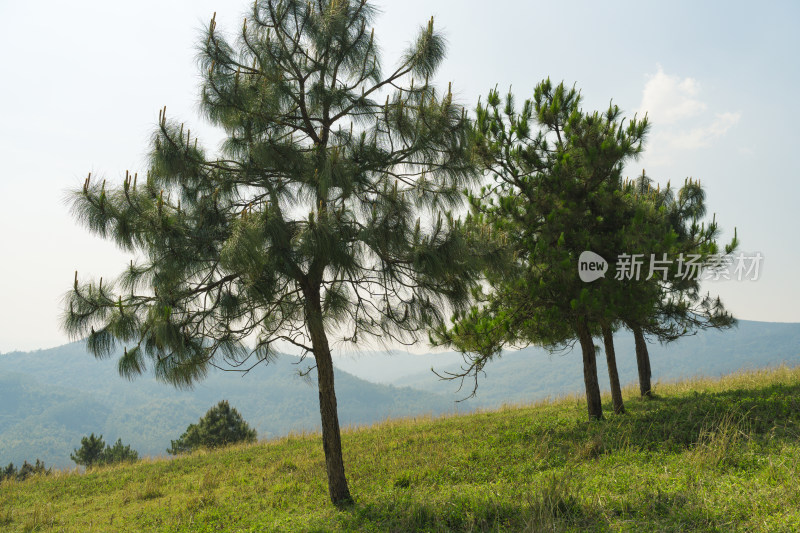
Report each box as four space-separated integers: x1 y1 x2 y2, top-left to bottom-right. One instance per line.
0 1 798 353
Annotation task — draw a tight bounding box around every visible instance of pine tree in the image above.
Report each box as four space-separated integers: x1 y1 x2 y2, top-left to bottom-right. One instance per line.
435 80 738 418
434 81 649 420
102 439 140 464
13 460 48 481
71 434 139 467
1 463 16 482
584 171 683 413
63 0 478 505
167 400 256 455
616 173 737 398
70 433 106 467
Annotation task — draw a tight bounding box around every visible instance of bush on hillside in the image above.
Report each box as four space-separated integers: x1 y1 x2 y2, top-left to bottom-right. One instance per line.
70 433 139 467
167 400 256 455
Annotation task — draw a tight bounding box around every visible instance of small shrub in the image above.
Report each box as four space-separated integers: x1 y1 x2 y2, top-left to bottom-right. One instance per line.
167 400 257 455
71 434 139 467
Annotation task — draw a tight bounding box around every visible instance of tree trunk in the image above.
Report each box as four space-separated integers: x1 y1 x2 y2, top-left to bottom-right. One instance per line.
632 324 652 397
576 317 604 420
304 288 352 506
601 324 625 414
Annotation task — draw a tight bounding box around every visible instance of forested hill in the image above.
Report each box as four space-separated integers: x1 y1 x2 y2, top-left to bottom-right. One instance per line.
0 343 459 468
1 320 798 468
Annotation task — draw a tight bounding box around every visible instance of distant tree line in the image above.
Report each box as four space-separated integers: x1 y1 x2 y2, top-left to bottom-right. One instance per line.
0 459 50 482
1 400 254 480
68 401 255 468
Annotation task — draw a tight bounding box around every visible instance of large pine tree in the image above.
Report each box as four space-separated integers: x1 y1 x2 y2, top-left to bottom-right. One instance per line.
64 0 479 505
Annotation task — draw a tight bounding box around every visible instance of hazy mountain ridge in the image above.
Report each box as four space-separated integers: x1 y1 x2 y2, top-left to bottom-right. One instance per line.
334 320 800 405
0 344 459 468
1 320 798 468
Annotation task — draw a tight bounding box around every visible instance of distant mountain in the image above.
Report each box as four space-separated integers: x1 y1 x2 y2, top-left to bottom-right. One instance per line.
332 349 465 384
0 343 460 468
334 320 800 406
2 320 798 469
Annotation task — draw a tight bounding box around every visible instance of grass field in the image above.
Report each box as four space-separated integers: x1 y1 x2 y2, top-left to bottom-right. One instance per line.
2 365 800 532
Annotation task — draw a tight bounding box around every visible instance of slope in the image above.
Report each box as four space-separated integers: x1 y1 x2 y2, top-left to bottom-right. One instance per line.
0 343 458 468
2 365 799 531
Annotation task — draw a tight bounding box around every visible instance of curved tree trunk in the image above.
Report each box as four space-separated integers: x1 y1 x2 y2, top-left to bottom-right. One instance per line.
305 287 352 506
601 324 625 414
632 324 652 397
576 316 604 420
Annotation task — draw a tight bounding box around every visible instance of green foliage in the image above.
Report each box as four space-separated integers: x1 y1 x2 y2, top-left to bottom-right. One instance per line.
1 462 15 481
618 172 737 340
63 0 479 384
15 460 49 481
167 400 256 455
70 433 105 467
2 366 800 531
70 433 139 467
434 80 650 417
0 459 49 483
450 80 646 343
102 438 140 464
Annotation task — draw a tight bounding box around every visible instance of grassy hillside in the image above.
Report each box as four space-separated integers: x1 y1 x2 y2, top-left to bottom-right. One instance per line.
2 365 800 532
0 343 457 468
3 320 798 467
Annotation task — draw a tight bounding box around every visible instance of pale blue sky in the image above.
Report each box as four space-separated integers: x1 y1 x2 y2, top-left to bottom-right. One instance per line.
1 1 797 352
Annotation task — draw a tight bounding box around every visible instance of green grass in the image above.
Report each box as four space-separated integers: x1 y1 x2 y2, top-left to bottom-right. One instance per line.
3 365 800 532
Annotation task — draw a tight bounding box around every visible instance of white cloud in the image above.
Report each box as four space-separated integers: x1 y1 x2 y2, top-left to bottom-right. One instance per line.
637 66 740 160
639 66 706 124
670 112 741 150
